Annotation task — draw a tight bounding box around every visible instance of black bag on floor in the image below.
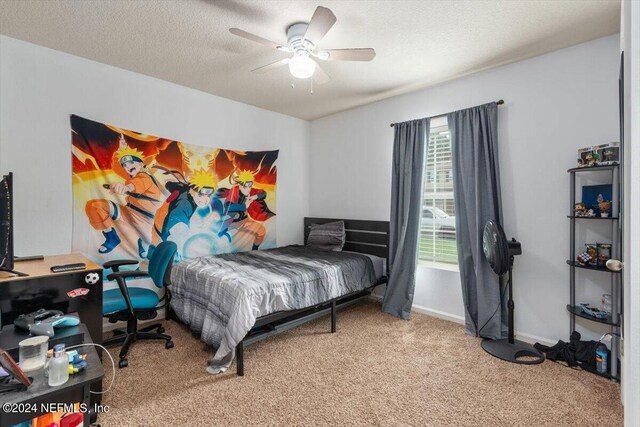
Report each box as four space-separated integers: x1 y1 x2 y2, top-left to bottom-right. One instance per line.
534 331 602 368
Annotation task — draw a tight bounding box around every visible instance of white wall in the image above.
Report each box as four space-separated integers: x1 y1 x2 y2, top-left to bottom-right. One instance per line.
621 0 640 423
0 36 310 257
310 35 621 345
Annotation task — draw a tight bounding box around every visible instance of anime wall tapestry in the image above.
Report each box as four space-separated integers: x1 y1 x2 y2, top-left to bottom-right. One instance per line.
71 115 277 267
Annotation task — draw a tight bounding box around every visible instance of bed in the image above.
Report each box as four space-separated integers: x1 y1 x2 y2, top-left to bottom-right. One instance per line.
169 217 390 375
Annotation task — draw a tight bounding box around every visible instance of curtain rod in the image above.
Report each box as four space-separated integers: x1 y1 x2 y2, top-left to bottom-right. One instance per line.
389 99 504 127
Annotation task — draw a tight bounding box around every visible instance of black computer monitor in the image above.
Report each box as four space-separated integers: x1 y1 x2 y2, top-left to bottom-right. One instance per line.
0 172 14 273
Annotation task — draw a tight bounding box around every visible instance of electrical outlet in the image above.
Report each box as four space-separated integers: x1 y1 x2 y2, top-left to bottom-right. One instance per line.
620 337 624 356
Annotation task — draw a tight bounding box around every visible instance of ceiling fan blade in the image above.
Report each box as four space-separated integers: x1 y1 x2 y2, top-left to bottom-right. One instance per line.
252 58 290 74
320 48 376 62
229 28 283 49
303 6 337 46
313 61 331 85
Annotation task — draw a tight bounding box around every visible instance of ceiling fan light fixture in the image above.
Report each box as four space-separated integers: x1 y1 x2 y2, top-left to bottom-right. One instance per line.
288 54 316 79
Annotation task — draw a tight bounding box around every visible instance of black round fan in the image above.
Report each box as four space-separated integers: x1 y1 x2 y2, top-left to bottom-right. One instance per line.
480 220 544 365
483 220 511 275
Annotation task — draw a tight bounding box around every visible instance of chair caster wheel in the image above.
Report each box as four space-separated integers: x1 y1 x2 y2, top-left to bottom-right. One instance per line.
165 340 174 349
157 326 165 334
119 359 128 368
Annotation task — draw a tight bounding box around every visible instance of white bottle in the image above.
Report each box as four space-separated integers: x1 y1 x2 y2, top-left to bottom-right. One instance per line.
48 344 69 387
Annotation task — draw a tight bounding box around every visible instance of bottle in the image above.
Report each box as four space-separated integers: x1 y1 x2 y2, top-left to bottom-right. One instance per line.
595 346 608 375
48 344 69 387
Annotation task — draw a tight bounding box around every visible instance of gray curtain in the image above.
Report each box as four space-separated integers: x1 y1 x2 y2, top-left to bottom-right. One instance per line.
448 102 505 339
382 118 430 320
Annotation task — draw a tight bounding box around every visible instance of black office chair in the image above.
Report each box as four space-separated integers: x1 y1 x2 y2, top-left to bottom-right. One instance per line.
102 241 177 368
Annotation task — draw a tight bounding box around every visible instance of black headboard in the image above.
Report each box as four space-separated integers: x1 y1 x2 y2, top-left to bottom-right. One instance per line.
303 217 390 268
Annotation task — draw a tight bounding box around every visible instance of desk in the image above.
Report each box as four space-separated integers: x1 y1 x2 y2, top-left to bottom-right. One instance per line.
0 254 103 398
0 324 104 427
0 254 102 345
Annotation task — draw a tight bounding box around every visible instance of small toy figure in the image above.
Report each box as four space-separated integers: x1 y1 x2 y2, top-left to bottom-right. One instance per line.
583 152 594 166
68 353 88 375
597 143 620 166
574 202 595 217
580 151 600 167
597 243 612 268
602 149 615 162
585 244 598 266
598 199 611 217
574 202 587 216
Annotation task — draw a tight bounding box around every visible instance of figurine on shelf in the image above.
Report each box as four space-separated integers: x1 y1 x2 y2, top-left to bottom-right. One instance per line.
597 243 612 268
597 143 620 166
578 146 595 167
598 196 611 218
574 202 596 217
585 244 598 266
583 151 597 167
577 143 616 167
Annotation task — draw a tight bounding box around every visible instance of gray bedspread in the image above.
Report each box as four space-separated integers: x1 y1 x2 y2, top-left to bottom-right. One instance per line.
170 245 376 373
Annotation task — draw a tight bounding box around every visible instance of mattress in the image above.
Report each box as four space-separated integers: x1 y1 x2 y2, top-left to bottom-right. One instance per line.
170 245 377 373
343 251 386 279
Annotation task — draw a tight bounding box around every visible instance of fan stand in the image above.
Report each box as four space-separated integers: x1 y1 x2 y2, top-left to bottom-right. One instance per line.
481 256 545 365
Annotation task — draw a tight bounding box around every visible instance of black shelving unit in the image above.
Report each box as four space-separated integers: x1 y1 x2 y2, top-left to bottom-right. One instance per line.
578 360 621 380
566 260 622 273
568 164 622 381
566 304 620 326
567 215 619 220
567 164 619 173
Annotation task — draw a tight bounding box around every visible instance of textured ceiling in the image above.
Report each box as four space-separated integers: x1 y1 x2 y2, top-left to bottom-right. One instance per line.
0 0 620 120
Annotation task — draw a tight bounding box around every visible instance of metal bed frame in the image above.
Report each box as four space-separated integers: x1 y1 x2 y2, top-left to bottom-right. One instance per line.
234 217 390 376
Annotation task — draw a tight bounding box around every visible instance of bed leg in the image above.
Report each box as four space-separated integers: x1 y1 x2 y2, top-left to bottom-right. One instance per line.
331 300 337 333
236 341 244 376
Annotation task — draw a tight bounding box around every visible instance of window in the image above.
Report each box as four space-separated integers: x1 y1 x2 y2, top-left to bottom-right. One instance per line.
419 124 458 266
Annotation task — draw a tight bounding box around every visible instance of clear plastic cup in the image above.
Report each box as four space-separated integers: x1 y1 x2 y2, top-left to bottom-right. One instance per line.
18 335 49 372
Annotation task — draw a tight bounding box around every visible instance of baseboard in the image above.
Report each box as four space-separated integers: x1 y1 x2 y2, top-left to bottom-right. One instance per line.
370 295 557 347
514 331 556 347
411 303 466 324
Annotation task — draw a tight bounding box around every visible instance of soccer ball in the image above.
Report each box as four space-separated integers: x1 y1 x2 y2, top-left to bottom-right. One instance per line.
85 272 100 285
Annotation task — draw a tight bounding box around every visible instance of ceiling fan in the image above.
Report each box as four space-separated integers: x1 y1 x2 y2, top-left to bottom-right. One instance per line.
229 6 376 84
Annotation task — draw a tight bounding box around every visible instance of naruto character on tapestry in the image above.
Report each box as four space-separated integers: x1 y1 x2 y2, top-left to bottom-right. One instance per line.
71 115 278 269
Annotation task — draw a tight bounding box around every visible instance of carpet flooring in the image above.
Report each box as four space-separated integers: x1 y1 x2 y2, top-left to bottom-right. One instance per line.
99 301 623 426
